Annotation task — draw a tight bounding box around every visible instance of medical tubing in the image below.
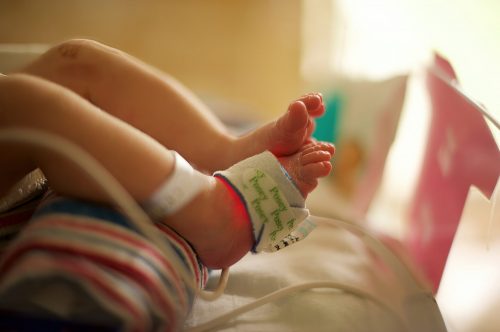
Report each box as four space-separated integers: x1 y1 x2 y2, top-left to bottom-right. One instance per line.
186 216 431 330
184 281 407 332
0 128 228 302
309 215 426 294
0 128 430 332
185 215 430 331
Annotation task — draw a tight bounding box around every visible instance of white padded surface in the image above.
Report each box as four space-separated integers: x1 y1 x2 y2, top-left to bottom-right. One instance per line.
0 44 48 73
185 222 411 332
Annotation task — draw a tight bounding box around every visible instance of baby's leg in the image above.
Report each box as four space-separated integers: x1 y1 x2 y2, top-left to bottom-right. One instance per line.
165 141 333 268
19 39 330 172
0 74 331 270
0 73 177 202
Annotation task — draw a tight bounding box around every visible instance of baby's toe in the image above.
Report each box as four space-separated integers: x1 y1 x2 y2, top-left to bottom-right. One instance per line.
301 161 332 180
301 150 332 165
298 93 325 117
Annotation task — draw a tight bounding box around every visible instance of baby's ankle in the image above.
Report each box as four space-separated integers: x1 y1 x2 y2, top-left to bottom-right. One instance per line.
164 177 253 269
141 151 254 269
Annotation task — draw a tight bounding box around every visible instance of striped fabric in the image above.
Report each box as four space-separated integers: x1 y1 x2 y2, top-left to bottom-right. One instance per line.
0 193 208 332
0 201 38 253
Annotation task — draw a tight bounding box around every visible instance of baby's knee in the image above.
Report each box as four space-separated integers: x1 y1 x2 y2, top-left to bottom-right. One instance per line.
47 39 125 66
23 39 118 76
54 39 95 60
33 39 125 86
18 39 113 95
19 39 98 71
53 39 120 60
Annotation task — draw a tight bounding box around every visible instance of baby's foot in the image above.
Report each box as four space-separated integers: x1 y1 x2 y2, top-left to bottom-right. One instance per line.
164 142 333 269
278 141 334 198
227 93 326 167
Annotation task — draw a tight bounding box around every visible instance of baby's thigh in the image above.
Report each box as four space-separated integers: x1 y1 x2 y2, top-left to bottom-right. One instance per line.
0 75 45 195
0 73 102 196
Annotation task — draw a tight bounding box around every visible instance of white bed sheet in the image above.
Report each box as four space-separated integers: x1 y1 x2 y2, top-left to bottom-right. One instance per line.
185 219 413 332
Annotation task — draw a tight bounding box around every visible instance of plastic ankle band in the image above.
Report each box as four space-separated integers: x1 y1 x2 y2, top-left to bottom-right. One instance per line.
143 151 208 220
271 218 317 251
214 151 310 253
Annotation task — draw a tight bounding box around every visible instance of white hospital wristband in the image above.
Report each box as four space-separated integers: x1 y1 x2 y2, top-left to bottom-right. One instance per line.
143 151 208 220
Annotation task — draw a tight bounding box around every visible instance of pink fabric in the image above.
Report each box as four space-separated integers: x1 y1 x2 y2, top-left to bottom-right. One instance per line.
407 54 500 291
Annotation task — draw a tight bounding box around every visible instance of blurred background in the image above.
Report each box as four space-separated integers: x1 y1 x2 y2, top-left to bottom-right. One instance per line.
1 0 499 121
1 0 498 220
1 1 499 331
